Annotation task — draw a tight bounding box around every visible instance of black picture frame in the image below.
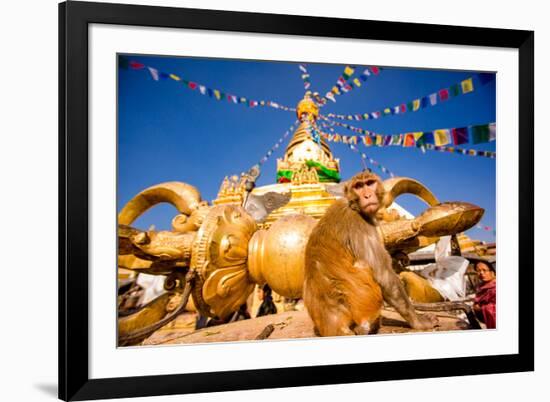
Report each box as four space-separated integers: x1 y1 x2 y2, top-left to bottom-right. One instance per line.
59 1 534 400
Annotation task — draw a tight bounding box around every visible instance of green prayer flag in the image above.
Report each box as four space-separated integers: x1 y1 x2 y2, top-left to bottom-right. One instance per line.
450 84 461 97
471 124 490 144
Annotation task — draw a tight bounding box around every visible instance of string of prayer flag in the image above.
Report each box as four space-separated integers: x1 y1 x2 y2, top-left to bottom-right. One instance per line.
319 119 495 159
258 121 299 166
299 64 312 91
320 115 496 148
323 66 381 104
326 73 494 121
317 122 395 177
121 57 296 113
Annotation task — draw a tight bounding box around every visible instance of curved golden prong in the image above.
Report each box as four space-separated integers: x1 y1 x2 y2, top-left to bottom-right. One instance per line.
381 177 439 208
118 182 202 225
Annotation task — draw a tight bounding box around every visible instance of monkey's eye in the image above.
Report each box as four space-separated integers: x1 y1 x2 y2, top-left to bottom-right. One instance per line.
366 179 376 186
353 182 365 189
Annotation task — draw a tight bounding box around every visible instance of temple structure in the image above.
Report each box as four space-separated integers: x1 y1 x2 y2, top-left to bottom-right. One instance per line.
214 93 344 227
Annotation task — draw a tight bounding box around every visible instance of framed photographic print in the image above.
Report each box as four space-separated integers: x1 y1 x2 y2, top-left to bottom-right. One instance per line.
59 1 534 400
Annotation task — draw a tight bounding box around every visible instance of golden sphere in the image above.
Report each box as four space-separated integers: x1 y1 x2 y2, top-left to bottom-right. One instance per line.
296 93 319 121
248 214 317 299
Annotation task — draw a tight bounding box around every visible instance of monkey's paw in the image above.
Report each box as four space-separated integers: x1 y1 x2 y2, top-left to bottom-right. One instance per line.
412 313 439 330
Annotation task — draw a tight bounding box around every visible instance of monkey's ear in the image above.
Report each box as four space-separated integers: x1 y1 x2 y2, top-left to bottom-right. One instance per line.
325 182 347 198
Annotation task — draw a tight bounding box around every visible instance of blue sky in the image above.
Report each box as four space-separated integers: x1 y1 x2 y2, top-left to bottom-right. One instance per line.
118 55 496 242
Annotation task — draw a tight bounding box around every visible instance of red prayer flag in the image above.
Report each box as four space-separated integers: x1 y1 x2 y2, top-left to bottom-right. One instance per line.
188 82 198 90
452 127 469 145
371 66 380 75
400 104 407 113
439 88 450 101
404 134 415 147
129 61 145 70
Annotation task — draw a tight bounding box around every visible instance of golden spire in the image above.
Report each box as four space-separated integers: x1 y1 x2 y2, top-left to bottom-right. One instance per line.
296 91 319 122
275 93 340 183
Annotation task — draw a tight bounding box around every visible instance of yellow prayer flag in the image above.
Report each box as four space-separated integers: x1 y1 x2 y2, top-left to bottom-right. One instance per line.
412 99 421 111
344 66 355 77
461 78 474 94
214 89 221 100
169 74 181 81
413 132 424 140
434 129 451 146
353 78 361 87
376 135 383 146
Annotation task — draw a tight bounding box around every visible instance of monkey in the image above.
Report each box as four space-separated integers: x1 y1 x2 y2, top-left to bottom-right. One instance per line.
303 171 438 336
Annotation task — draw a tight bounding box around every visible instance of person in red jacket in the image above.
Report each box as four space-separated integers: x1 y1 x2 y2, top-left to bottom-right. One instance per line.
473 261 496 329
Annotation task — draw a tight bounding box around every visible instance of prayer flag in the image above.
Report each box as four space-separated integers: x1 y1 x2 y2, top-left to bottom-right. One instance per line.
371 66 380 75
343 66 355 80
199 85 206 95
129 61 145 70
420 97 428 109
429 93 438 106
169 73 181 81
299 65 307 73
213 89 221 100
439 88 449 101
353 78 362 87
384 108 391 116
363 113 370 120
418 132 435 146
393 106 400 114
147 67 159 81
376 135 383 146
452 127 469 145
207 88 214 97
434 129 451 146
471 124 491 144
400 104 407 113
188 82 197 90
412 99 421 111
325 92 336 102
489 123 496 141
159 72 169 79
404 134 416 147
407 101 414 112
363 136 373 146
383 136 392 146
450 83 461 97
461 78 474 94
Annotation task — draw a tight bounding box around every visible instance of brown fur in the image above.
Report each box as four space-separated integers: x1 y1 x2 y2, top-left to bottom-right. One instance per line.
304 172 437 336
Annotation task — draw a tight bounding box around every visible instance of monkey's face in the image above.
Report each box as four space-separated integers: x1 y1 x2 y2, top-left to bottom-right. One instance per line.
351 178 380 216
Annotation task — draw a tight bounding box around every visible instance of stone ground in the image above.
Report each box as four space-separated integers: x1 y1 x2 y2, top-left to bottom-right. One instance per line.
141 308 471 346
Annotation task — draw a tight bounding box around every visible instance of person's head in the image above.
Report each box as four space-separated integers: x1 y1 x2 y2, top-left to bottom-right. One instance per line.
475 261 496 283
